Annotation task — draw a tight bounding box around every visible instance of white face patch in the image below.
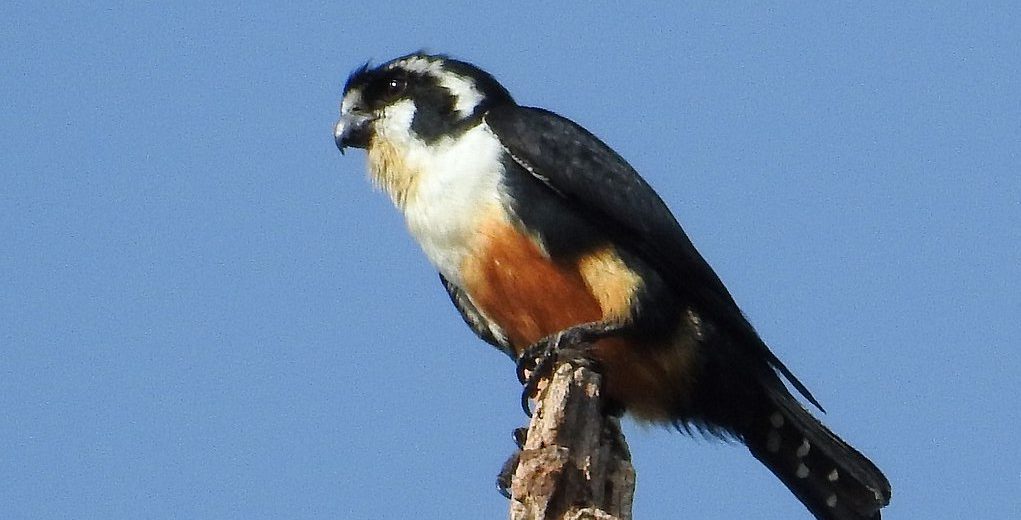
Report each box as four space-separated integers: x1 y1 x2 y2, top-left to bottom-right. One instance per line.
340 89 364 115
391 55 484 119
395 55 442 75
440 74 484 118
375 98 418 144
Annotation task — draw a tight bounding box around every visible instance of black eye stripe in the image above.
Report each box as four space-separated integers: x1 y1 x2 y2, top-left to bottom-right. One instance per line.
358 71 412 107
385 77 407 97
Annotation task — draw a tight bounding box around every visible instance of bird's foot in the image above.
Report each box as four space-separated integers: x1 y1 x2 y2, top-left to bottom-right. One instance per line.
495 427 529 499
516 322 617 416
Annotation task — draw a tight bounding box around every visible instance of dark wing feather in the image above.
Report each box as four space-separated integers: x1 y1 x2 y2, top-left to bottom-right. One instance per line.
484 105 822 410
439 274 515 359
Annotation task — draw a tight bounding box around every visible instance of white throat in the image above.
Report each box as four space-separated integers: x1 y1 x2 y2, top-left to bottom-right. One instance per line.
368 120 507 285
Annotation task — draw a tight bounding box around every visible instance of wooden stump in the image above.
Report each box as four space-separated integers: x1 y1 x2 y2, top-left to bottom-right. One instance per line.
509 361 635 520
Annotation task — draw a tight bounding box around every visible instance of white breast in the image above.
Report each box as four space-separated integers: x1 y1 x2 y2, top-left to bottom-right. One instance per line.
372 122 508 285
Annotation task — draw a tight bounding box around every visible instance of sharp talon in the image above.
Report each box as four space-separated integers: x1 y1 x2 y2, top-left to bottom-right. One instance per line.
516 334 551 384
514 323 618 418
512 427 528 449
520 388 533 417
515 356 531 385
518 344 559 417
516 332 560 384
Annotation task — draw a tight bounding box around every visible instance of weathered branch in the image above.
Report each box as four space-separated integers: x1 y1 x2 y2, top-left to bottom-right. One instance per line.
509 360 635 520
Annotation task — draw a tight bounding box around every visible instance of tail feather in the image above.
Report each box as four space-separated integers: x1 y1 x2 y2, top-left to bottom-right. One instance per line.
743 394 891 520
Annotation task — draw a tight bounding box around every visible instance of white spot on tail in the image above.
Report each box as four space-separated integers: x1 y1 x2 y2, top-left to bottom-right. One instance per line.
796 438 811 458
767 430 781 453
796 463 810 478
827 469 839 482
826 494 838 508
770 412 784 428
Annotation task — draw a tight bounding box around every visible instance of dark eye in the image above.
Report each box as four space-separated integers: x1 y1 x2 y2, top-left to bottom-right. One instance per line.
384 77 407 99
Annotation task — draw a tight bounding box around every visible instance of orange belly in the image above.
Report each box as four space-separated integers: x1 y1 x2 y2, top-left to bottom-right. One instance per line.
460 219 605 350
460 219 699 421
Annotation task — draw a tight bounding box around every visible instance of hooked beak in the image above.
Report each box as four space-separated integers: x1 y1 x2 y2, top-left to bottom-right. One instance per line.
334 109 373 154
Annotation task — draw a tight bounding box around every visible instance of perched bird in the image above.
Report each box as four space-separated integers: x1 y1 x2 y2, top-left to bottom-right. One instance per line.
334 52 891 520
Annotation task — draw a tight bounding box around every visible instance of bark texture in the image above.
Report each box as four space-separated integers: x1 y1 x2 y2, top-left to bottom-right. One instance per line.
509 361 635 520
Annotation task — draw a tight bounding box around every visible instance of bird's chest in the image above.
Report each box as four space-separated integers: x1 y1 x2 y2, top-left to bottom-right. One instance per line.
388 136 509 285
381 152 597 347
458 219 607 349
403 178 504 284
368 125 625 349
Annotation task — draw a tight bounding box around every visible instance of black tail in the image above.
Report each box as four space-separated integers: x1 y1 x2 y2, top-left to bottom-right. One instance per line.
742 393 891 520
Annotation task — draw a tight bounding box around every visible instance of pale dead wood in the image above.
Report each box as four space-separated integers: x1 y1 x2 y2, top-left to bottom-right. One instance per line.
508 361 635 520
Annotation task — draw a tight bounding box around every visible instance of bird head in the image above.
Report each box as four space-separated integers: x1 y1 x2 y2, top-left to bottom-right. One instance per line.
334 52 514 154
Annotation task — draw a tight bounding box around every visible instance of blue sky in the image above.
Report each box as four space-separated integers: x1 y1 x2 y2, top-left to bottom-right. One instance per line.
3 2 1019 519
